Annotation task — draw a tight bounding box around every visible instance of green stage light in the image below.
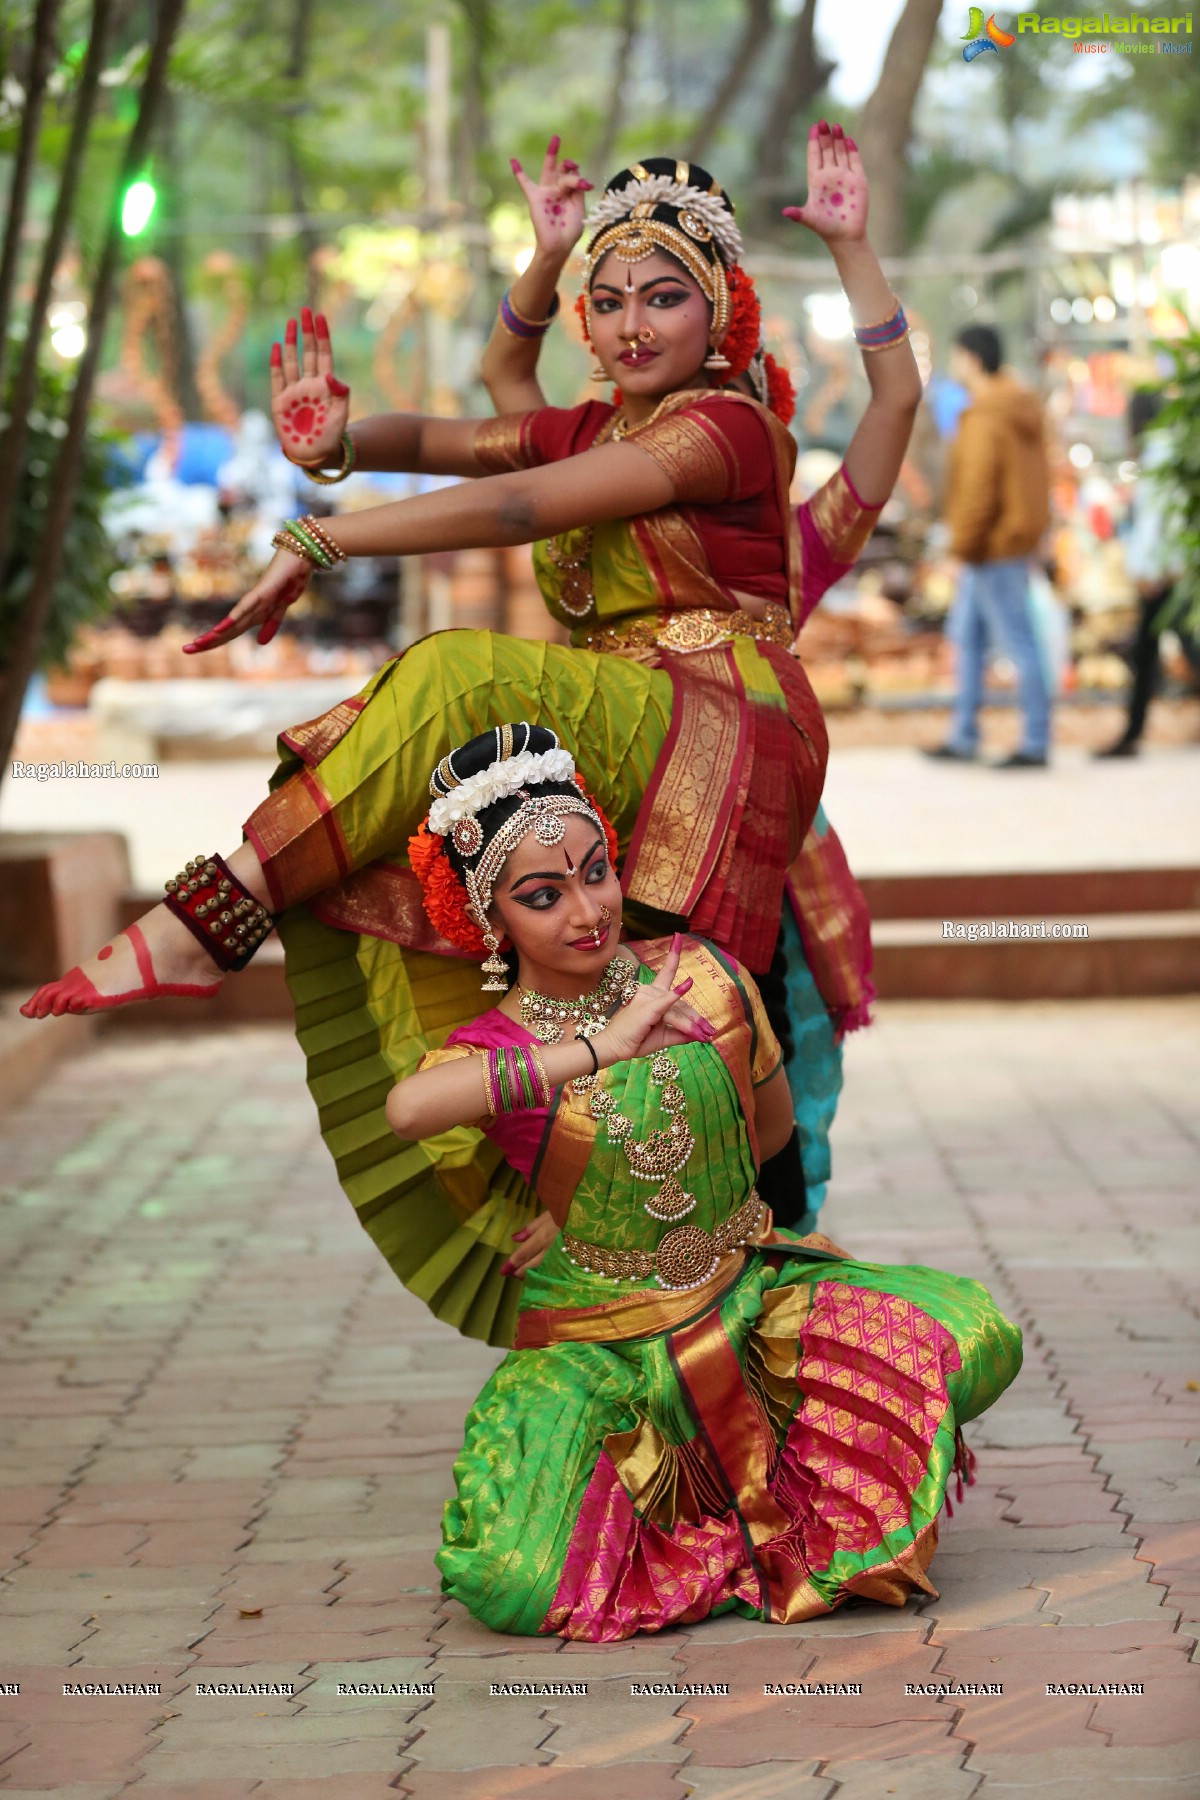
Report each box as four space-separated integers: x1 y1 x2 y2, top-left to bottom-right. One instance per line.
121 179 157 237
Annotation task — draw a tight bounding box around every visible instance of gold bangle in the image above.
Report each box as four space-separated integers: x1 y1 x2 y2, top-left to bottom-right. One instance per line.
271 529 322 568
529 1044 552 1106
851 292 902 333
506 291 560 329
477 1050 496 1119
303 431 356 485
859 328 912 354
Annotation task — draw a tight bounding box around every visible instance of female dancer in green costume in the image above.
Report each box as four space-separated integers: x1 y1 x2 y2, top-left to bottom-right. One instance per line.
389 721 1023 1640
23 124 921 1349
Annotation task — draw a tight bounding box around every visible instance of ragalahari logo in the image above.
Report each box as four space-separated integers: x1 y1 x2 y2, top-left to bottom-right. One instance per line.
962 8 1018 56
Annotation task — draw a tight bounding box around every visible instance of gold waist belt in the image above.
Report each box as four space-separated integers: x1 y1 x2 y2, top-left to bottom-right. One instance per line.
579 603 794 657
563 1191 767 1293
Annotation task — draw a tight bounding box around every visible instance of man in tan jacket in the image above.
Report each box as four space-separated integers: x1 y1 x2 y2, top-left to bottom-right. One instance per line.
927 325 1053 767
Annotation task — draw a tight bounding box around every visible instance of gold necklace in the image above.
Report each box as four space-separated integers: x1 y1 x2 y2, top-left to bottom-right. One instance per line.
611 393 677 441
588 1048 696 1222
517 956 639 1045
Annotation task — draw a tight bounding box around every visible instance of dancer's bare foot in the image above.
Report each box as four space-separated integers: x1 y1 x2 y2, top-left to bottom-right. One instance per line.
20 903 224 1018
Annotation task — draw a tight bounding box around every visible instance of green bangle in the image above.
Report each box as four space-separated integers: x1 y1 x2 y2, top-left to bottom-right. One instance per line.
284 520 335 569
303 430 357 485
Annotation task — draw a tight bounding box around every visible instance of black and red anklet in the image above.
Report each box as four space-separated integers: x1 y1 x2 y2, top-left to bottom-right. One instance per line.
163 853 275 972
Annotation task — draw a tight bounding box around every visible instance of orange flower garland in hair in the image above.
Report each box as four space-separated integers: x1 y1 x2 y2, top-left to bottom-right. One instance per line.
408 774 620 955
719 264 761 381
763 351 797 426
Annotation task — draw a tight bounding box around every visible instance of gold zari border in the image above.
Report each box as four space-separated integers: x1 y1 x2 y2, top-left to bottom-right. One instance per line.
581 601 794 657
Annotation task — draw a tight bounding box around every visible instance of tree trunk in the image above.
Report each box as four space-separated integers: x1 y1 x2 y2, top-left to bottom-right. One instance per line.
594 0 641 181
0 0 116 604
155 88 201 417
0 0 188 789
283 0 320 310
0 0 62 392
856 0 945 256
455 0 497 336
748 0 834 232
685 0 772 166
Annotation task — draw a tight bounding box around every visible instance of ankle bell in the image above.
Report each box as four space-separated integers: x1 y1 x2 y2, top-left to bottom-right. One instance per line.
163 853 275 973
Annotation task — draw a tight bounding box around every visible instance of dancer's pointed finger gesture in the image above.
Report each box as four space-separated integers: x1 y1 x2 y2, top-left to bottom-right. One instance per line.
509 133 594 262
782 119 869 245
270 305 351 469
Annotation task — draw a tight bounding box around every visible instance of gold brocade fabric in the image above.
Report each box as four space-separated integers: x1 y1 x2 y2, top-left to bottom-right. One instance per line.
579 602 794 657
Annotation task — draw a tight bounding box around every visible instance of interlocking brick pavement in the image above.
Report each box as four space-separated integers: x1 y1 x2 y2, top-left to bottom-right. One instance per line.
0 1000 1196 1796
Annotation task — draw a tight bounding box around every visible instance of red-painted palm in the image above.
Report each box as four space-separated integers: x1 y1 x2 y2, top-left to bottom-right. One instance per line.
782 120 869 244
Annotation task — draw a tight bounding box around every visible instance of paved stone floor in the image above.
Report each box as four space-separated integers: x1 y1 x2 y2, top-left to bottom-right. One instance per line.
1 998 1198 1798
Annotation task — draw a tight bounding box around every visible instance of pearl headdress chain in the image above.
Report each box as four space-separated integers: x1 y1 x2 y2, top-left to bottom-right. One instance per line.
587 176 743 264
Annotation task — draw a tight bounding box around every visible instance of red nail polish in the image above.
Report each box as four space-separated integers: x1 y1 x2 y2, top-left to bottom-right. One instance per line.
270 343 282 366
563 159 579 172
833 123 844 137
315 312 329 337
500 1262 514 1277
809 124 819 138
578 180 594 191
548 134 561 154
301 305 313 327
285 318 297 342
326 374 350 396
846 137 858 151
510 157 521 173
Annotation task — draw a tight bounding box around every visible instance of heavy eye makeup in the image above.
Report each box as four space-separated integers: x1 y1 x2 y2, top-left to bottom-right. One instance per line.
590 280 694 315
508 840 608 911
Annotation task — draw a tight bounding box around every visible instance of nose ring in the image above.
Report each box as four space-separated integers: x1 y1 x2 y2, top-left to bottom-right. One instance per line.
636 326 656 344
599 903 612 924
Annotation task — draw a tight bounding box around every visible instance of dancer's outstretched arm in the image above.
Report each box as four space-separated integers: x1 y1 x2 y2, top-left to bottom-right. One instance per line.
480 134 592 414
783 120 922 507
188 430 683 650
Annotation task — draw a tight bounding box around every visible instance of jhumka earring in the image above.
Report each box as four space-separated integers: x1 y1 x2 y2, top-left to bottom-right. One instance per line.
589 362 609 382
703 343 731 370
480 928 509 992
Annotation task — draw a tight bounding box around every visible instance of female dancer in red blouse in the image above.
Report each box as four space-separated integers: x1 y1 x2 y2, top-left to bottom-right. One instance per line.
24 124 920 1345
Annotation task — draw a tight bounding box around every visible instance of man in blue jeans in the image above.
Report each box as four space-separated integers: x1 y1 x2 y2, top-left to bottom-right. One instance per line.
927 325 1052 768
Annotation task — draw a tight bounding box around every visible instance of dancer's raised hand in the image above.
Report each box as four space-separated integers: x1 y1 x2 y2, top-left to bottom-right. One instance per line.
270 306 350 469
182 547 310 655
594 935 718 1065
509 134 593 263
782 120 869 244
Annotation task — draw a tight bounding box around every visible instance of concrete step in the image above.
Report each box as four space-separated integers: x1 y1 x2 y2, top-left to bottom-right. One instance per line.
872 910 1200 1000
860 866 1200 920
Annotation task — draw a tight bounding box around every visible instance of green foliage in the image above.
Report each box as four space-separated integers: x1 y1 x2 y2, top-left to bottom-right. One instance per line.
1145 334 1200 641
0 344 125 674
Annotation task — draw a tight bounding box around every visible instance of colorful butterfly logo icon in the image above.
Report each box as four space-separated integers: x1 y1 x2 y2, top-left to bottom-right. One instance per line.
962 8 1017 59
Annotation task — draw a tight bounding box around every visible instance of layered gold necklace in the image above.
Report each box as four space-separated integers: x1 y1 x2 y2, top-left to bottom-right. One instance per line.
588 1047 696 1222
517 955 639 1044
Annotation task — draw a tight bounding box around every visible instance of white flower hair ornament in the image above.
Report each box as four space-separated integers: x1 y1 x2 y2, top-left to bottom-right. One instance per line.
426 747 578 839
588 176 743 264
